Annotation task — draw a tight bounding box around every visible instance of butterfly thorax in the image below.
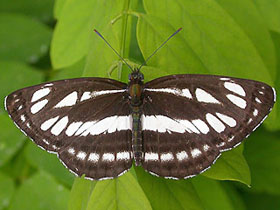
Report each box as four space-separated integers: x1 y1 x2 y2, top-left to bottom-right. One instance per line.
128 70 144 166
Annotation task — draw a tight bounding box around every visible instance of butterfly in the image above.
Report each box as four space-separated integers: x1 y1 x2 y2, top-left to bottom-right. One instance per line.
5 29 276 180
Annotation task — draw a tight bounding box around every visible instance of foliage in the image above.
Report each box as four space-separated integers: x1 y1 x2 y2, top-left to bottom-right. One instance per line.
0 0 280 209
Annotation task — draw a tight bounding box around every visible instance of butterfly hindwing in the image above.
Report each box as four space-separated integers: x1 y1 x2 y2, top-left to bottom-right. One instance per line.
141 74 275 179
5 78 133 180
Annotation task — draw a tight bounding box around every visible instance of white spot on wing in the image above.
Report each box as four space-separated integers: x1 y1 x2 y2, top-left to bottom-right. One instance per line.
224 82 246 96
88 153 99 162
182 89 192 99
42 139 49 145
206 113 226 133
203 144 210 151
20 115 26 122
145 88 192 99
77 151 87 160
51 116 69 136
216 113 237 127
272 87 276 102
75 121 95 136
116 152 130 161
191 148 202 158
80 91 91 101
192 119 209 134
253 109 258 117
144 152 159 161
220 78 230 81
176 151 188 161
31 99 48 114
255 97 261 103
41 116 59 131
142 115 198 134
92 89 125 97
65 122 83 136
55 91 78 108
160 153 174 161
68 148 75 155
102 153 115 162
81 116 131 136
195 88 220 104
179 120 200 133
226 94 247 109
31 88 50 102
217 142 225 147
18 105 23 110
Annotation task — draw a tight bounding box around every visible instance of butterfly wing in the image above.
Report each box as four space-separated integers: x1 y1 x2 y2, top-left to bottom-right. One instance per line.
5 78 133 180
142 74 276 179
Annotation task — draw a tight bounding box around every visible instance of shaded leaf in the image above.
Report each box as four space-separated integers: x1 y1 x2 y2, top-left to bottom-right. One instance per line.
50 58 85 81
241 191 280 210
24 142 75 188
244 128 280 195
0 14 52 63
0 0 54 23
135 166 203 210
8 172 70 210
192 176 236 210
0 172 15 209
0 113 25 167
0 61 43 110
202 144 251 186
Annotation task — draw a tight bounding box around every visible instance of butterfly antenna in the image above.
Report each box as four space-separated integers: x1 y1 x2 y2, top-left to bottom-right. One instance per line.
138 28 182 70
94 29 134 72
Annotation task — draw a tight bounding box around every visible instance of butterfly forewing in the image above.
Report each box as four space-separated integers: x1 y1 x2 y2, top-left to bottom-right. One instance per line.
141 74 275 179
5 78 133 180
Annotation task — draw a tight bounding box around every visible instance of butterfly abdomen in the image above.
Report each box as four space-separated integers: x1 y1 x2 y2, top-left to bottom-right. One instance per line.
131 107 143 166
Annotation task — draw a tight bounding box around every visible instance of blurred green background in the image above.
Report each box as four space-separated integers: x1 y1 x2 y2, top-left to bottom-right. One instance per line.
0 0 280 209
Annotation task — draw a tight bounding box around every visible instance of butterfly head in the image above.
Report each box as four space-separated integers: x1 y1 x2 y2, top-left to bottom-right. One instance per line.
128 69 144 83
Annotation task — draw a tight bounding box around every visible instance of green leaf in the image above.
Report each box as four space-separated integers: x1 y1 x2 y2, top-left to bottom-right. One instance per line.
0 61 43 110
0 13 52 63
244 128 280 195
0 0 54 23
137 14 208 76
8 172 70 210
253 0 280 33
51 0 100 69
86 172 152 210
142 0 273 84
202 144 251 186
214 0 277 78
51 0 136 81
68 177 96 210
191 176 236 210
24 142 75 188
0 172 15 209
0 113 25 167
53 0 67 20
135 166 203 210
